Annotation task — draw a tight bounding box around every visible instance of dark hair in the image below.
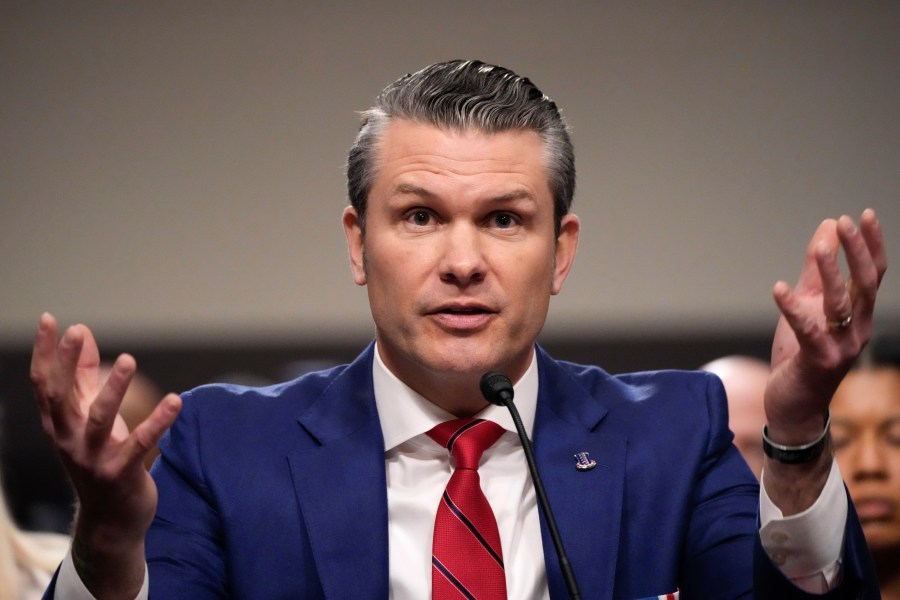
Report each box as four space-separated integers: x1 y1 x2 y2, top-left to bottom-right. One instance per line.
870 333 900 368
346 59 575 234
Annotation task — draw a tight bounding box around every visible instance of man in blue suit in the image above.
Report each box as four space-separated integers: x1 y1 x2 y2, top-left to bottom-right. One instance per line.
33 60 885 598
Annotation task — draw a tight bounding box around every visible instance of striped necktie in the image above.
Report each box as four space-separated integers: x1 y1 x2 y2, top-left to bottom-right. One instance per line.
427 418 507 600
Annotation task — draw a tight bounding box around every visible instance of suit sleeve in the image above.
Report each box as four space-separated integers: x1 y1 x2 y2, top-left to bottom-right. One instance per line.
675 373 760 597
753 483 880 598
679 374 880 598
688 377 881 600
144 391 230 599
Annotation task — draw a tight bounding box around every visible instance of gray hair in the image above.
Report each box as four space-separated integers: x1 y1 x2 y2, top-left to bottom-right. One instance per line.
346 59 575 235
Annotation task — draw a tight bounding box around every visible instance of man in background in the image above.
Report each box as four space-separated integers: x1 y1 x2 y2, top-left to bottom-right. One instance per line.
701 355 770 479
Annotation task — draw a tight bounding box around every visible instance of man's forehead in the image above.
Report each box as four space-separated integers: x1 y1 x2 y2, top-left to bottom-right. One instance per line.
372 119 549 184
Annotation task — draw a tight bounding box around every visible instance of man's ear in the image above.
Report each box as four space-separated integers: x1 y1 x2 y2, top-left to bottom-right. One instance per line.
342 206 367 286
551 213 580 295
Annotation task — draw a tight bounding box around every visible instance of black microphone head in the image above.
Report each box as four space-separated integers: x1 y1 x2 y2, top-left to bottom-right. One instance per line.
480 371 515 406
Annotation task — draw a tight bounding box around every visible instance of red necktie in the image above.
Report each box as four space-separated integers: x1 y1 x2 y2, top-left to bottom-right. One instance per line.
427 418 508 600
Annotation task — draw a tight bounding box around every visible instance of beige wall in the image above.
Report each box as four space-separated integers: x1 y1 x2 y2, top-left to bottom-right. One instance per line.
1 2 898 346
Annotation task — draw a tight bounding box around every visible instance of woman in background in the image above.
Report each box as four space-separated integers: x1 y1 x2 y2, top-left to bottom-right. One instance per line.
831 352 900 599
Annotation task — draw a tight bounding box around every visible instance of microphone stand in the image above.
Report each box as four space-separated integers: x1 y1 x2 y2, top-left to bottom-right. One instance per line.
480 372 582 600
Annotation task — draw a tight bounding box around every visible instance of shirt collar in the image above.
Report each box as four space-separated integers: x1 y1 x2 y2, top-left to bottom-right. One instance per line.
373 343 539 452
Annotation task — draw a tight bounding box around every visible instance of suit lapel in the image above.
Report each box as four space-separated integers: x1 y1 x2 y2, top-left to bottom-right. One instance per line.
286 345 390 599
283 345 631 599
534 348 627 600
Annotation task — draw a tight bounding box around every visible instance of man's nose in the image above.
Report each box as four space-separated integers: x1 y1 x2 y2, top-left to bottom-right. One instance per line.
438 223 486 287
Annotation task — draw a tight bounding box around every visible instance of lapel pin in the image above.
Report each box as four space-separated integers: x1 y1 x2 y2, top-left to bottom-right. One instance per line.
574 451 597 471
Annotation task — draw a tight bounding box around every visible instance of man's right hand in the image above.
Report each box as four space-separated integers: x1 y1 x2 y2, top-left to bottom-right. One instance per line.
31 313 182 600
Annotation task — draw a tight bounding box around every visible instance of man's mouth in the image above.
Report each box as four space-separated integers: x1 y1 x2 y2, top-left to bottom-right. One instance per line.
429 304 495 330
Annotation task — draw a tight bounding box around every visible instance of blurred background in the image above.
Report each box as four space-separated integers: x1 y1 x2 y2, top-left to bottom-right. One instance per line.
1 1 898 531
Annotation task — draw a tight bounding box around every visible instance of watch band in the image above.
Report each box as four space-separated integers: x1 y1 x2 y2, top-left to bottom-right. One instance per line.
762 413 831 464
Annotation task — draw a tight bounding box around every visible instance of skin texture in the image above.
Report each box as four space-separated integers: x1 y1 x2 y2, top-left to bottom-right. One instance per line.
101 366 163 470
831 365 900 598
763 210 886 515
342 120 579 417
30 321 181 599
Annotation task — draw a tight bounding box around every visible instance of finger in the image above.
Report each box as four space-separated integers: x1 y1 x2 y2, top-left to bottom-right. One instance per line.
120 394 182 471
73 324 102 401
30 313 59 435
836 215 878 311
795 219 838 291
84 354 136 450
31 313 59 398
46 326 87 438
814 239 852 325
772 281 820 348
859 208 887 288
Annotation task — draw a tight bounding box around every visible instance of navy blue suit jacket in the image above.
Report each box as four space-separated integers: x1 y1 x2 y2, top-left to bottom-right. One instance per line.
46 343 880 599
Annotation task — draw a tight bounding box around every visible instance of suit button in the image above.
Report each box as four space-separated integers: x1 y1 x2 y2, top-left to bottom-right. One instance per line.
770 531 789 543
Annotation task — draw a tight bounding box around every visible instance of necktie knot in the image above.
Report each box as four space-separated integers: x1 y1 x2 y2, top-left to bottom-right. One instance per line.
427 418 505 470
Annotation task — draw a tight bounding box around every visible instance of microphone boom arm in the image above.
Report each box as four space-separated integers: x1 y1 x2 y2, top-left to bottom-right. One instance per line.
480 372 582 600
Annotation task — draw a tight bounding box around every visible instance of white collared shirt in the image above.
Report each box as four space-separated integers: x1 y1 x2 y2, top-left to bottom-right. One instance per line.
374 345 548 599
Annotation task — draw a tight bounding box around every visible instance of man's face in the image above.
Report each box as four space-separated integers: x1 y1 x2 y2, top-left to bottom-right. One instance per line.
831 367 900 553
343 120 578 411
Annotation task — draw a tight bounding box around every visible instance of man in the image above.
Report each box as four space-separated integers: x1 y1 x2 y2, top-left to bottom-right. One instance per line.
31 60 885 598
831 353 900 598
701 355 771 479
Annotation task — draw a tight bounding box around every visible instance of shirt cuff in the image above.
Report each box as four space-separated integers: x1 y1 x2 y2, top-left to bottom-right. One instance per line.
759 458 846 592
55 549 149 600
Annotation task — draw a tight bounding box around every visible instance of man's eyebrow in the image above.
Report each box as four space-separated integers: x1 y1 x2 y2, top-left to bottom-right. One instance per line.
489 189 537 205
392 183 434 198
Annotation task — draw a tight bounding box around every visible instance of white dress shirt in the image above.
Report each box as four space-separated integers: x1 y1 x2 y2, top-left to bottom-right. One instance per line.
375 345 547 599
55 344 845 599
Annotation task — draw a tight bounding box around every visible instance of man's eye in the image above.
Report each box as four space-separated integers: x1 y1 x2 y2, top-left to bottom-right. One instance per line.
409 211 431 226
493 213 515 228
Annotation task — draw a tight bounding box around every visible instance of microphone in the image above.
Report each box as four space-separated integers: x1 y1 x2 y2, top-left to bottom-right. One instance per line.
480 372 582 600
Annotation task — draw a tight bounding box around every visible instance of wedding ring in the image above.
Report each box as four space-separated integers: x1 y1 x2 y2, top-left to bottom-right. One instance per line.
827 313 853 330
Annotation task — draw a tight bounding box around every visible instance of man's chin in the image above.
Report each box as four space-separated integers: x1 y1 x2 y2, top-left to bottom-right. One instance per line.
422 343 527 379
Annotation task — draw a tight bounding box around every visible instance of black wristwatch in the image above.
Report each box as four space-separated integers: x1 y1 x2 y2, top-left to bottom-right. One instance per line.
762 413 831 465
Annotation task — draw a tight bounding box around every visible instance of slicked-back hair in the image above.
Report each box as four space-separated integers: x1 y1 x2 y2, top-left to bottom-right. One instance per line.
346 60 575 235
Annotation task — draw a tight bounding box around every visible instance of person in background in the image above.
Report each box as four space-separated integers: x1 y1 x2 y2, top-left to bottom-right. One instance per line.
0 460 68 600
701 355 770 479
831 348 900 599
